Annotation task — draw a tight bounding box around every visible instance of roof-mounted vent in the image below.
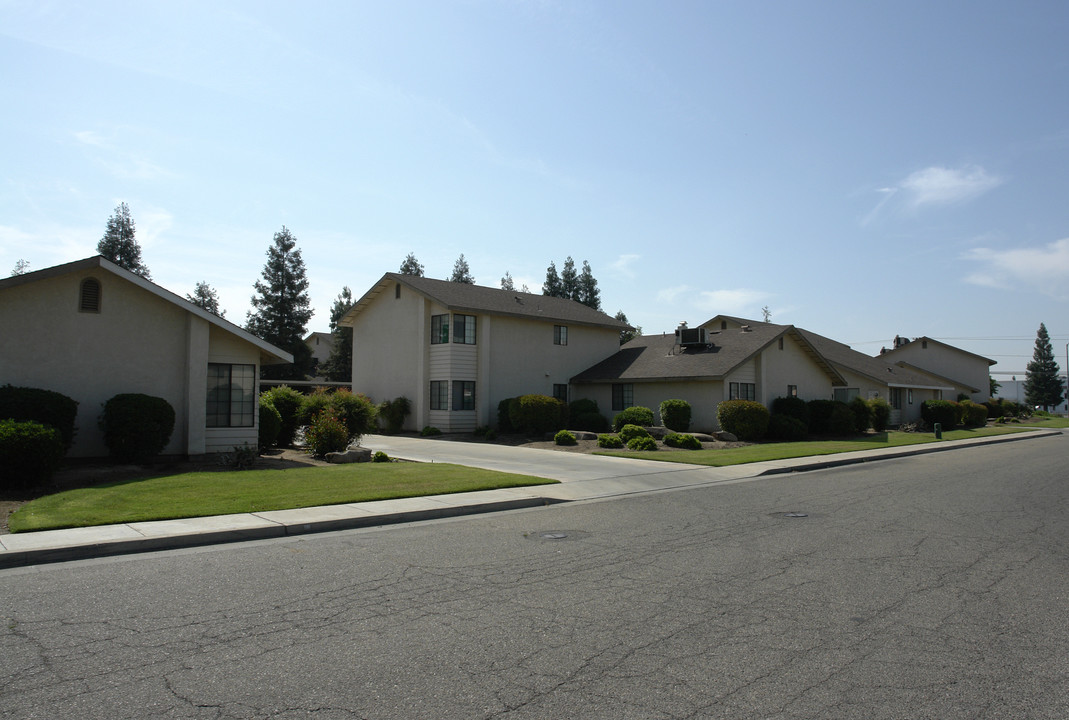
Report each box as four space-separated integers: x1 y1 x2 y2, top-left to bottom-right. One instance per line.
740 325 752 332
675 325 707 346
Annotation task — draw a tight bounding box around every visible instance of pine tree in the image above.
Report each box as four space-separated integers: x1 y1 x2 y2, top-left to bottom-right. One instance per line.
321 286 354 382
449 253 474 284
542 262 563 297
576 260 601 310
560 257 579 300
615 310 641 345
97 202 150 278
399 252 425 276
245 226 315 380
10 259 30 276
1024 322 1064 411
187 281 225 317
501 271 515 291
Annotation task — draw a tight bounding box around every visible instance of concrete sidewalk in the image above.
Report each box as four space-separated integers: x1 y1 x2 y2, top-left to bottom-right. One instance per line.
0 429 1060 569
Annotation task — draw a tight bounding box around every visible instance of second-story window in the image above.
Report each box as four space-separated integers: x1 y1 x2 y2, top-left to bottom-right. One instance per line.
431 314 449 344
554 325 568 346
453 314 476 344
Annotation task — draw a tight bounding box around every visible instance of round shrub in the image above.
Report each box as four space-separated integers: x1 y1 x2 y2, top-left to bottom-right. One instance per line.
868 397 891 432
766 415 808 441
827 403 857 436
261 386 304 446
806 400 836 435
258 400 282 451
771 396 809 428
664 432 701 449
568 398 600 417
597 434 623 448
626 435 658 451
659 399 692 432
572 411 609 432
0 420 65 491
618 424 651 443
497 398 515 432
960 400 989 427
717 400 769 441
421 426 441 436
372 451 390 463
304 411 349 456
297 388 333 425
921 399 960 429
513 394 566 434
330 390 378 442
554 429 577 445
849 396 872 433
612 406 654 432
378 396 411 434
101 393 175 462
0 385 79 450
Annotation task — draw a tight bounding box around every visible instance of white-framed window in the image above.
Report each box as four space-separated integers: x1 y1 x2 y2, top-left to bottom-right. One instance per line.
430 381 448 410
553 384 568 402
453 314 476 344
431 314 449 344
452 381 475 411
554 325 568 346
730 382 756 401
207 363 256 427
612 383 633 411
788 384 798 397
833 388 860 403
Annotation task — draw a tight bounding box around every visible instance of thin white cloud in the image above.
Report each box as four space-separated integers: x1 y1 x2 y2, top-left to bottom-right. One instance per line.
611 253 640 278
656 285 691 304
696 288 771 315
901 165 1002 208
963 237 1069 299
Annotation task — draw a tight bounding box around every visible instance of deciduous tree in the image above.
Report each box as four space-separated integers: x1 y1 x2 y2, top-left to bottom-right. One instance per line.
245 226 314 380
10 259 29 276
97 202 150 278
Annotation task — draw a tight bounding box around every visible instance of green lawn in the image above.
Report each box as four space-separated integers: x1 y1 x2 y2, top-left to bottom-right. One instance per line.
597 425 1037 466
1015 415 1069 429
9 463 556 533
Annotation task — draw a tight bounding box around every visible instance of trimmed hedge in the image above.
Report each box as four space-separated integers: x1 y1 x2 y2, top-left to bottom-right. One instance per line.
0 419 65 490
959 400 989 427
766 414 808 442
554 429 577 445
258 400 282 450
498 398 515 432
770 396 809 428
626 435 658 451
101 393 175 462
664 432 702 449
921 399 960 429
261 386 304 447
0 385 79 450
569 398 609 432
807 400 856 436
868 397 891 432
618 424 651 443
512 394 566 434
597 434 624 448
330 390 378 442
612 406 654 432
849 396 872 433
717 400 769 441
659 399 692 432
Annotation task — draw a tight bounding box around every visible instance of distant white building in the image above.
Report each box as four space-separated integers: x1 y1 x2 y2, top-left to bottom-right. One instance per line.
994 374 1069 413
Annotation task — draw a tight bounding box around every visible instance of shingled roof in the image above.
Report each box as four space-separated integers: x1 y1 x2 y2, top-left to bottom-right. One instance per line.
571 324 845 384
340 273 630 330
795 328 959 390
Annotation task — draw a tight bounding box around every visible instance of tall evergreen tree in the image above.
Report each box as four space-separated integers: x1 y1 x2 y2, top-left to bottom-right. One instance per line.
615 310 641 345
399 252 425 276
449 253 474 284
576 260 601 310
560 257 579 300
542 261 563 297
1024 322 1064 410
245 226 315 380
500 271 515 291
10 259 30 276
97 202 150 278
187 281 225 317
321 286 354 382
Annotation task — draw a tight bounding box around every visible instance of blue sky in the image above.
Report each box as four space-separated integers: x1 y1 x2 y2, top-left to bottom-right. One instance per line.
3 1 1068 378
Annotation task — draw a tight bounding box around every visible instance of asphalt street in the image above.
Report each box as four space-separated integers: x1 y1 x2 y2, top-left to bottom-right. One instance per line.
1 434 1067 719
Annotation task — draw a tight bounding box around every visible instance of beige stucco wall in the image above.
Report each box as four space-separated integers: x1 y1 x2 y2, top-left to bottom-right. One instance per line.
758 336 837 403
0 268 264 458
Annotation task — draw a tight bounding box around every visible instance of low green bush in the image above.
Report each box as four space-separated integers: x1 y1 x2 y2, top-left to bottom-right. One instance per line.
659 399 692 432
921 399 960 429
612 406 654 432
513 394 566 434
618 424 651 443
664 432 701 449
221 444 257 470
554 429 578 445
569 398 608 432
101 393 175 462
771 396 809 428
626 435 658 451
868 397 891 432
828 403 857 436
0 385 79 450
297 388 333 425
372 451 390 463
959 399 989 427
261 386 304 446
378 396 411 434
597 434 623 448
498 398 515 432
258 400 282 451
717 400 769 441
0 420 65 490
304 411 349 456
421 426 441 436
766 414 808 441
849 396 872 433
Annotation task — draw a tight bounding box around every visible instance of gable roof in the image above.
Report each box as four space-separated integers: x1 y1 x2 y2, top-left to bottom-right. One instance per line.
571 323 846 385
795 328 959 391
0 256 292 364
340 272 630 330
878 336 996 366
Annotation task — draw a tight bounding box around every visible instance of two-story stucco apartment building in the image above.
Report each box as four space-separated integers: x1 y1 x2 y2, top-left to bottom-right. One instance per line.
339 273 629 433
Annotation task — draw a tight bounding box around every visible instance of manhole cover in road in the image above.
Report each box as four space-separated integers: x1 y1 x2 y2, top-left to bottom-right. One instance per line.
525 530 589 541
542 532 568 539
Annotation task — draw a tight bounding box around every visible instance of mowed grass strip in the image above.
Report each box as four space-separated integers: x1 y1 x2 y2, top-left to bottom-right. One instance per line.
9 463 556 533
598 426 1034 466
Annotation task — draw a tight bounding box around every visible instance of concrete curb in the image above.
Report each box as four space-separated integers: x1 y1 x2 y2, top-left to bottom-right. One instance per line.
1 428 1059 569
